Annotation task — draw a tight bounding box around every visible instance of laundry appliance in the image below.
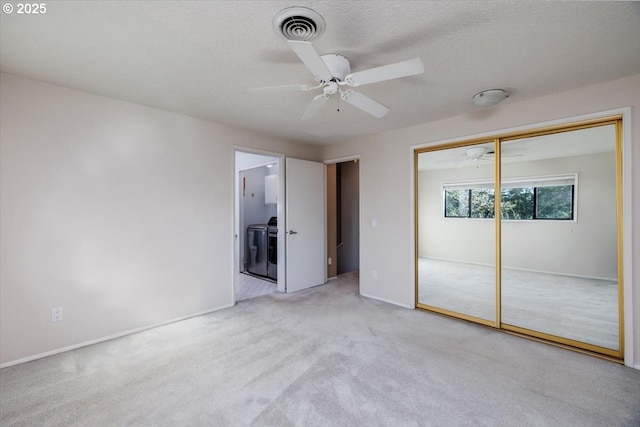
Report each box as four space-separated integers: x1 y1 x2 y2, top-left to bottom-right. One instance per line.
246 217 277 281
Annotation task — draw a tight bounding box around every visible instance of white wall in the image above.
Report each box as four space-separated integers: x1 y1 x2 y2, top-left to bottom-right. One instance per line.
240 166 272 226
235 152 278 171
419 152 617 279
322 74 640 365
0 73 319 365
418 160 495 266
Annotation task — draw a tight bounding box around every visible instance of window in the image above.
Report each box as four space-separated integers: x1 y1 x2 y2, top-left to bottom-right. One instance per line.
444 189 469 217
443 175 576 220
444 188 495 218
471 188 495 218
501 187 534 220
536 185 573 219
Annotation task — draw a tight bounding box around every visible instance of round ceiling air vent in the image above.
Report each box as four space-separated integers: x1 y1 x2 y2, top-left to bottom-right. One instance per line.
273 7 325 41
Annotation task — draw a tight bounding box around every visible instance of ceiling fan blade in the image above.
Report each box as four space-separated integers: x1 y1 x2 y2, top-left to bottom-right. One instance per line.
436 156 466 164
340 90 390 118
301 94 328 121
489 153 523 158
246 83 321 93
344 58 424 87
288 40 333 82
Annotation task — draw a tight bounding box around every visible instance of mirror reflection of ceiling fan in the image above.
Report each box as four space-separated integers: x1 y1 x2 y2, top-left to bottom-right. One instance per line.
250 40 425 120
466 147 497 162
437 147 523 165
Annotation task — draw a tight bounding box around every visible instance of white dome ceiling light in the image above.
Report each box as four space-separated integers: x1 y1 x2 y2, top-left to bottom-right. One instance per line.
273 7 326 41
472 88 510 107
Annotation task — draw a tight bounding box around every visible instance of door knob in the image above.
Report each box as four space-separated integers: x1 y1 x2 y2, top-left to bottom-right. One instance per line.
288 230 298 235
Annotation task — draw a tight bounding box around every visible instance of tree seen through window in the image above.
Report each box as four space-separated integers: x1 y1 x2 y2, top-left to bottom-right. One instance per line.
444 181 574 220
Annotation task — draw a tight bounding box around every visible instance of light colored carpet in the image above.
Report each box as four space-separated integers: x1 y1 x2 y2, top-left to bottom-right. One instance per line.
1 271 639 426
418 258 619 350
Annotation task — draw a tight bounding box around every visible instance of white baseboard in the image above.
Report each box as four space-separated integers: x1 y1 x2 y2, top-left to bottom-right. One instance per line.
360 292 414 309
0 303 235 369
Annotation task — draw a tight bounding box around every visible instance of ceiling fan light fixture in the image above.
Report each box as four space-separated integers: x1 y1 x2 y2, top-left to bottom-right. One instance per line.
273 7 325 41
472 88 510 107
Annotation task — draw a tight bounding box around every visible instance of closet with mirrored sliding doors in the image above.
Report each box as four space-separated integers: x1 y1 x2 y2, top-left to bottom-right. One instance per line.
414 117 624 360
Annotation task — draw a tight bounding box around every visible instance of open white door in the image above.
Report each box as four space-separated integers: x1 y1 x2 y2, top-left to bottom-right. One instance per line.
285 158 325 292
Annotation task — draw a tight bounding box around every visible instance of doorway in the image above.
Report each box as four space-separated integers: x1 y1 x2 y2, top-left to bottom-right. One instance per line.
235 151 281 301
327 159 360 280
234 151 327 300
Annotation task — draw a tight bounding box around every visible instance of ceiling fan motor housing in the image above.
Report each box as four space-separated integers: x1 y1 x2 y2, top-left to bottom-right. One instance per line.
320 54 351 81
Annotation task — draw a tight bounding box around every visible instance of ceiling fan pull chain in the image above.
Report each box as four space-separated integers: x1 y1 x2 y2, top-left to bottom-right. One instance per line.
337 93 340 112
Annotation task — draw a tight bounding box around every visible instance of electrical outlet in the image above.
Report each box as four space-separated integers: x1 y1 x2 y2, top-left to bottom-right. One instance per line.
372 271 378 279
52 307 63 322
328 257 332 265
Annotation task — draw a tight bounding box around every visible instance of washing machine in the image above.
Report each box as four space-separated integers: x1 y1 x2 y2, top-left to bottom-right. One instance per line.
246 224 268 277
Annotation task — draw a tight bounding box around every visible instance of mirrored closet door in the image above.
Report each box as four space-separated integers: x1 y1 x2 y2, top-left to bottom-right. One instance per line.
415 117 623 359
500 124 621 355
416 142 497 325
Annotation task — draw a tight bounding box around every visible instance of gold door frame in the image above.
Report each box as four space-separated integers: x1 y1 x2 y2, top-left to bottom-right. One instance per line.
414 116 624 361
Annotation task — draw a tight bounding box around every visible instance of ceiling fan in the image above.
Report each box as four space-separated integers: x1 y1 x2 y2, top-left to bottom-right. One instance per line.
436 147 523 165
466 147 495 162
250 40 425 120
467 147 524 162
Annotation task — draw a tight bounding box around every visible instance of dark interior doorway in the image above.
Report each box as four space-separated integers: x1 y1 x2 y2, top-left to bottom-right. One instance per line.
327 159 360 278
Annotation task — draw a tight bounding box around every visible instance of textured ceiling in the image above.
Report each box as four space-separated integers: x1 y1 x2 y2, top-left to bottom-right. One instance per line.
1 1 639 145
